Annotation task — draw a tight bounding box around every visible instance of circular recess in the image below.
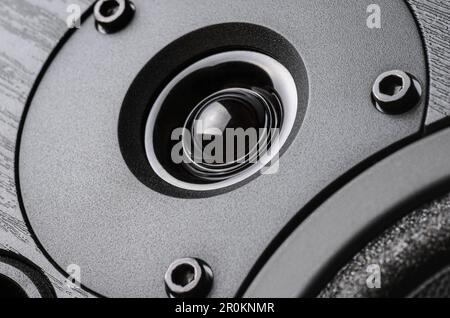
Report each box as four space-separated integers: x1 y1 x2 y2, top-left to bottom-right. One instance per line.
372 70 422 115
165 258 213 298
145 51 297 191
94 0 135 34
118 22 308 198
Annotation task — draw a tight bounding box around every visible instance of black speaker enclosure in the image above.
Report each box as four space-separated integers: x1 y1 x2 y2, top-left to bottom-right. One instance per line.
3 1 442 295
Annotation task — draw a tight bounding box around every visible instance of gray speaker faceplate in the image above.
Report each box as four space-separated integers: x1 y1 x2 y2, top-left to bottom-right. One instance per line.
18 0 427 297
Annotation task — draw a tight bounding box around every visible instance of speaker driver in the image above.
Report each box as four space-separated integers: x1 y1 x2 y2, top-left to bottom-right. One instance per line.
17 0 426 297
145 51 297 191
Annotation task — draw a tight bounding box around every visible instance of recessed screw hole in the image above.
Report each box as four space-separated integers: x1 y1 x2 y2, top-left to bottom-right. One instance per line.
99 0 120 17
171 264 196 287
379 74 404 96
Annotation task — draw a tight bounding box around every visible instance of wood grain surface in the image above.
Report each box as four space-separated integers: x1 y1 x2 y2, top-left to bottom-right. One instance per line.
408 0 450 125
0 0 94 298
0 0 448 298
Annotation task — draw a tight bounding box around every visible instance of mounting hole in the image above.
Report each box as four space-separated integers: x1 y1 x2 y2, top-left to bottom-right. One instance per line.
98 0 120 17
171 264 196 288
372 70 422 115
379 74 404 97
165 258 213 298
94 0 135 34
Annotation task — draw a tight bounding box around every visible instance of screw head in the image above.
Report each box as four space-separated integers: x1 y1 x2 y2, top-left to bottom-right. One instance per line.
94 0 135 34
372 70 422 115
164 258 213 298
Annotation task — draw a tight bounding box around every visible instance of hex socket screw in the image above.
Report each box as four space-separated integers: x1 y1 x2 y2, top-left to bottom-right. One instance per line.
372 70 422 115
164 258 213 298
94 0 135 34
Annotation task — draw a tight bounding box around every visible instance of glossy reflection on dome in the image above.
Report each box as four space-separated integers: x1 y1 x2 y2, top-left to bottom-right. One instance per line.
186 88 271 168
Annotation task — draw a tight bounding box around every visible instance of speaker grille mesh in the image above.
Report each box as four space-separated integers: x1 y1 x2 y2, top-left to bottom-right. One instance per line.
319 192 450 298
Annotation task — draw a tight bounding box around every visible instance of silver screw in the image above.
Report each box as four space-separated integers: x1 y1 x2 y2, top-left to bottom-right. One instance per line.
164 258 213 298
94 0 135 34
372 70 422 115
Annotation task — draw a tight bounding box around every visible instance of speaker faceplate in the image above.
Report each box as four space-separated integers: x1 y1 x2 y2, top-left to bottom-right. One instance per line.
18 0 427 297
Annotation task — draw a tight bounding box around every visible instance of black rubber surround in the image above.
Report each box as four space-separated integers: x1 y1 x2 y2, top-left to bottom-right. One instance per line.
118 23 308 198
